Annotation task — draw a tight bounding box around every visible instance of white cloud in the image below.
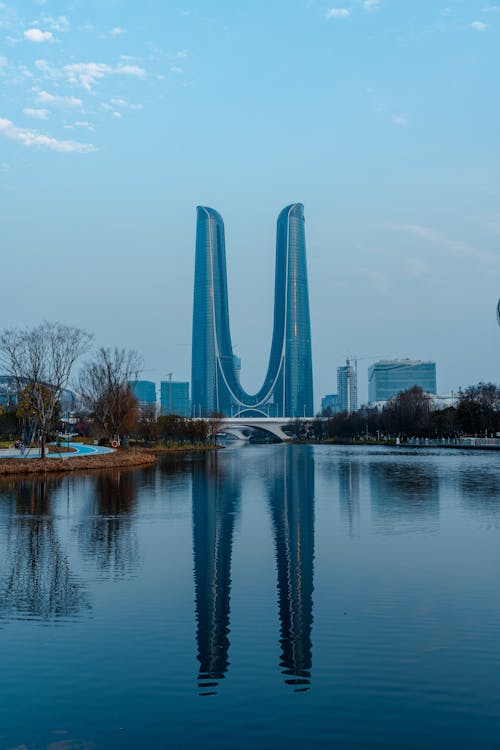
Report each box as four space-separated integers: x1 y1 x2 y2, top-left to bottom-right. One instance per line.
391 224 498 264
64 62 146 90
0 55 7 70
471 20 488 30
23 107 49 119
113 111 122 118
482 5 500 11
170 65 183 74
392 114 409 125
39 14 70 32
356 266 390 291
176 49 189 58
104 97 144 111
109 26 126 36
24 28 54 42
35 90 83 108
74 121 95 131
363 0 380 9
325 8 350 18
0 117 96 152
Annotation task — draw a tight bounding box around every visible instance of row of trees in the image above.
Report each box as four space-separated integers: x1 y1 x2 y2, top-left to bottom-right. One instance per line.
0 322 224 455
307 384 500 441
2 322 499 450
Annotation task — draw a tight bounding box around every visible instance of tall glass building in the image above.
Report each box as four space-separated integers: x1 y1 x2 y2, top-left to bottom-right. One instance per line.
337 359 358 414
129 380 156 408
368 360 437 403
160 381 190 417
191 204 314 418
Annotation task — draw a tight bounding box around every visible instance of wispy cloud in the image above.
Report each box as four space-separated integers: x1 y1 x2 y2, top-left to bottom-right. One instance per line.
392 114 409 125
0 117 96 152
23 107 49 119
24 28 54 42
470 20 488 30
35 90 83 108
39 14 70 32
170 65 183 74
108 26 126 36
363 0 380 10
64 62 147 90
356 266 390 291
391 224 498 264
33 59 147 90
325 8 350 19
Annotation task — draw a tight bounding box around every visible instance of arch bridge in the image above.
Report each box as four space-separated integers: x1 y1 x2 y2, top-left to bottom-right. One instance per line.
213 417 313 443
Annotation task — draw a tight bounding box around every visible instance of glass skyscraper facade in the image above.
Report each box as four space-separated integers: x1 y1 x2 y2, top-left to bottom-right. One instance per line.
191 204 313 418
368 360 437 403
161 381 190 417
129 380 156 410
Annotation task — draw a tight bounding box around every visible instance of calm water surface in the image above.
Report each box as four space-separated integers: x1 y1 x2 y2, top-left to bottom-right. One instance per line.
1 444 500 749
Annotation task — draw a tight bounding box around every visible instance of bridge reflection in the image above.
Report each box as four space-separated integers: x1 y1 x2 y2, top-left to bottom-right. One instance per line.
191 446 315 694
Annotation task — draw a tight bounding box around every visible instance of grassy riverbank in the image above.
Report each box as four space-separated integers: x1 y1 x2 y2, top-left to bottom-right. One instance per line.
0 450 156 476
0 443 222 476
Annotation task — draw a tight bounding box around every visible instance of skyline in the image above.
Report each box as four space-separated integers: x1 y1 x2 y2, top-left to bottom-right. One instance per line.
1 0 499 406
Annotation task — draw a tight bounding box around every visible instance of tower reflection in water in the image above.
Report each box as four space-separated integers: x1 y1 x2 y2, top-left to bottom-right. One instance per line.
192 453 241 695
191 446 315 694
267 446 315 691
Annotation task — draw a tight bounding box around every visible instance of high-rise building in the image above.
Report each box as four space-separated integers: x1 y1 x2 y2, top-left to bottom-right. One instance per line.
368 360 437 403
129 380 156 412
191 204 313 418
161 381 190 417
337 359 357 413
321 394 340 414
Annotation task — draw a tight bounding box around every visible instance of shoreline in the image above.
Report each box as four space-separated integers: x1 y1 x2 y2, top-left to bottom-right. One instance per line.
0 443 222 477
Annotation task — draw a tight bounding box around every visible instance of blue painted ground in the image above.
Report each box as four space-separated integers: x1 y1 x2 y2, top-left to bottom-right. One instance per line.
0 442 114 459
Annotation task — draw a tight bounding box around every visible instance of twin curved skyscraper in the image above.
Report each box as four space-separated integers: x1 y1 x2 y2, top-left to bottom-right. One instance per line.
191 203 314 417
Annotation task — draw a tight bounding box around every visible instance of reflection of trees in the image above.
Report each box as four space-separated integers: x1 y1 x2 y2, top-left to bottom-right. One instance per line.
268 446 315 691
192 453 240 695
78 470 139 579
369 461 440 533
338 461 360 538
459 468 500 516
0 478 90 620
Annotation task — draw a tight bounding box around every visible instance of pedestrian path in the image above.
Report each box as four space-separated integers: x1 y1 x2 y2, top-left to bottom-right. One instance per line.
0 442 115 459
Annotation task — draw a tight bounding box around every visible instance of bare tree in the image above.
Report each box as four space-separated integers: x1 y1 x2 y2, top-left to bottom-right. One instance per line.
206 411 225 446
0 322 92 459
79 347 142 443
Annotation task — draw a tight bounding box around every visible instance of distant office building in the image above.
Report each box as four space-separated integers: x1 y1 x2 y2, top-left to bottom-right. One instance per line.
337 359 357 414
129 380 157 412
368 360 437 403
0 375 16 408
0 375 78 412
161 381 190 417
321 394 340 415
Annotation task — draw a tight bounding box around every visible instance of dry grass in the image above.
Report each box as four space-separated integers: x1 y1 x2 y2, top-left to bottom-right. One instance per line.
0 449 156 476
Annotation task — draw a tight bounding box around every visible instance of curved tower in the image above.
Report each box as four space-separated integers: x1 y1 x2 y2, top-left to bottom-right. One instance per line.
191 204 313 417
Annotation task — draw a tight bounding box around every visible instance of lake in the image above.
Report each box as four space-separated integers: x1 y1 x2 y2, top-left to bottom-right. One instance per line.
1 444 499 749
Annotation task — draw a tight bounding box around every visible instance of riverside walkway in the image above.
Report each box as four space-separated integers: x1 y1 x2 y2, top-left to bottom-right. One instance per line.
0 442 114 459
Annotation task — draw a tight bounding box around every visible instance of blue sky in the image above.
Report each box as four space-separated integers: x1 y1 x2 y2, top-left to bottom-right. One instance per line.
1 0 499 405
